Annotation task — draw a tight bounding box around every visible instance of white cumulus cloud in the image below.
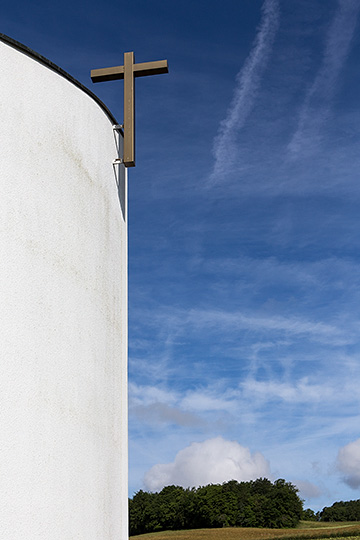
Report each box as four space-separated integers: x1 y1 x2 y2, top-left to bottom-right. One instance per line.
144 436 270 492
337 438 360 488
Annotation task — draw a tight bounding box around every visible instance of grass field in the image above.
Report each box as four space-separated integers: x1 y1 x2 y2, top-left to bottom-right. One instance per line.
129 522 360 540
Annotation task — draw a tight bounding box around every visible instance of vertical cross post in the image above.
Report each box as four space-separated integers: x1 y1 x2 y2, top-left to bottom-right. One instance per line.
91 53 169 167
124 52 135 166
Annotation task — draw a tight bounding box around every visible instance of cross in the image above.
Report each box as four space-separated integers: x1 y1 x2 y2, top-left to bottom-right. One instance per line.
91 52 169 167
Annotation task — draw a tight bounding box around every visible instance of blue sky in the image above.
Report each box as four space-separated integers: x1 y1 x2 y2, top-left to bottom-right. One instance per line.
3 0 360 513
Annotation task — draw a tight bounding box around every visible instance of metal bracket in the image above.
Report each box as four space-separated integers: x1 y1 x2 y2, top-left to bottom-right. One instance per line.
113 125 124 164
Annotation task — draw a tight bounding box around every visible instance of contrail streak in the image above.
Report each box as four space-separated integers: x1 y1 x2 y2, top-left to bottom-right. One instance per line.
288 0 360 157
209 0 280 183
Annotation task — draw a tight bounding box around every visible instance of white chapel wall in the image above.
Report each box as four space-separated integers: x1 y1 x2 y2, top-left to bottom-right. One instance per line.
0 38 127 539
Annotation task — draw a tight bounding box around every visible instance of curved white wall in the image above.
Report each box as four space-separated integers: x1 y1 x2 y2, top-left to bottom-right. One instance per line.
0 39 127 539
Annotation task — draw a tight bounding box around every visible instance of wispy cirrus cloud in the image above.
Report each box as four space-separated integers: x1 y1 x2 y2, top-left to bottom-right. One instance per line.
209 0 280 183
288 0 360 157
130 362 360 429
142 306 349 348
129 382 177 407
241 377 333 404
187 308 344 341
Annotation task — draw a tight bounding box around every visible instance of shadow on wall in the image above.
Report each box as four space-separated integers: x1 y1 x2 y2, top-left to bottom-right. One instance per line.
113 129 126 222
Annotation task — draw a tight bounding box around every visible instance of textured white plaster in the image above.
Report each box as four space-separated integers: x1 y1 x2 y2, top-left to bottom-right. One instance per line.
0 40 127 539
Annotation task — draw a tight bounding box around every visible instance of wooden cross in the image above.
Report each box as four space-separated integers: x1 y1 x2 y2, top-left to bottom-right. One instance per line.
91 52 168 167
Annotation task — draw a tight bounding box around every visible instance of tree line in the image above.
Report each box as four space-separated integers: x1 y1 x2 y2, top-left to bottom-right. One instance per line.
319 499 360 522
129 478 303 536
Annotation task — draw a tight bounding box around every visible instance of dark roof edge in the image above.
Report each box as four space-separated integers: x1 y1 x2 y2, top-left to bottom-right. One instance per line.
0 33 122 132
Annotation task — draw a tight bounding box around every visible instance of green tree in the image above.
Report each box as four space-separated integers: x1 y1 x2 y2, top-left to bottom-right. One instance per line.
320 500 360 522
303 508 317 521
129 478 304 535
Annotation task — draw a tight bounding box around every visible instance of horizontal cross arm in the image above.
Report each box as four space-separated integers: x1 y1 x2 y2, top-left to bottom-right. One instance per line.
91 59 168 83
133 60 169 77
91 65 124 83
